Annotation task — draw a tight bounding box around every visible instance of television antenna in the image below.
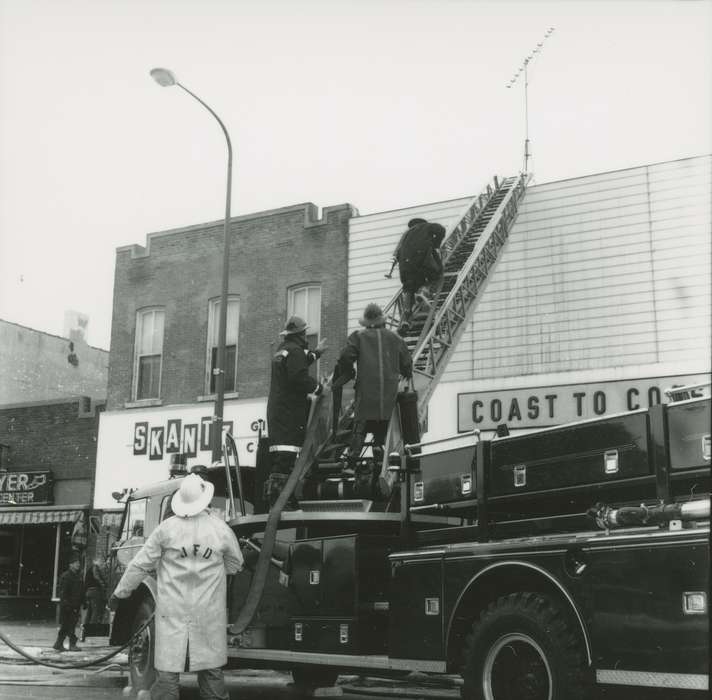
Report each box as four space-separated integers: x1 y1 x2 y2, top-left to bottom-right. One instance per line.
506 27 555 174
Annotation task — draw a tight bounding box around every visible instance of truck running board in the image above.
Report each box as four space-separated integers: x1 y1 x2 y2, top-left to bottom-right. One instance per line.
226 647 447 674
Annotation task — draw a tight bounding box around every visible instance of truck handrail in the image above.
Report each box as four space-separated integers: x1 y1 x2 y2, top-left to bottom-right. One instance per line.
224 432 245 517
404 429 480 456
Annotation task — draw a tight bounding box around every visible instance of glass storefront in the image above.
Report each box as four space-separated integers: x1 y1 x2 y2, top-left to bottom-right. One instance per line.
0 525 57 597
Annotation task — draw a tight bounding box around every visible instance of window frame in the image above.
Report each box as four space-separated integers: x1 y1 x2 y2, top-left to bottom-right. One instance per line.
287 284 322 377
132 307 165 401
205 295 240 395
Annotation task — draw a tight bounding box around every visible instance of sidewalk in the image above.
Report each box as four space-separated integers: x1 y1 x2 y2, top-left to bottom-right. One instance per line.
0 619 128 689
0 618 127 665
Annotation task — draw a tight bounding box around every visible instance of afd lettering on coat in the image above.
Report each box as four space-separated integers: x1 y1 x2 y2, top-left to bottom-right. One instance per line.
133 418 258 459
179 545 214 559
457 374 707 432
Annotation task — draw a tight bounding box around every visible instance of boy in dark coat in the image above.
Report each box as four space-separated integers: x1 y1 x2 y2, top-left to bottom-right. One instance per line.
53 553 84 652
336 303 412 485
265 315 327 508
393 217 447 330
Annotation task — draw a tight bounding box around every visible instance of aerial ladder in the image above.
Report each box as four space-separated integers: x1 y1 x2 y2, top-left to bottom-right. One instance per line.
304 173 529 492
227 172 528 635
384 173 527 419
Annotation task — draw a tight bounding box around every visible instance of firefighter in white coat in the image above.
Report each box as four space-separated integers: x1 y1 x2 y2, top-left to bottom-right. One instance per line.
112 473 243 700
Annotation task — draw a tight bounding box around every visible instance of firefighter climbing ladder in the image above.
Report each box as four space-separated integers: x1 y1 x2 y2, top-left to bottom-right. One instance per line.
306 173 528 475
384 173 527 418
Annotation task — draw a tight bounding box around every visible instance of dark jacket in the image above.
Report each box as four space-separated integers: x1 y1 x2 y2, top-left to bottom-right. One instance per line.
58 568 84 610
266 335 319 448
395 221 446 279
337 327 412 421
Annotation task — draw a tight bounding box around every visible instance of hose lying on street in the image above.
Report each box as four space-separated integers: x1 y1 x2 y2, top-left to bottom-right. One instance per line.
0 613 153 671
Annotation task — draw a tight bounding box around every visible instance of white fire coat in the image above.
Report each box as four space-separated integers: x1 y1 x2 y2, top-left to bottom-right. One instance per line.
114 510 243 672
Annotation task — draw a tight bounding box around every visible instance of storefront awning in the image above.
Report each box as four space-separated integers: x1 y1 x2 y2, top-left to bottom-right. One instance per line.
0 505 89 525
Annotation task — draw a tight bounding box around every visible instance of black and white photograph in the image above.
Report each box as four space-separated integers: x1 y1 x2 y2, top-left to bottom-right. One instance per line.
0 1 709 699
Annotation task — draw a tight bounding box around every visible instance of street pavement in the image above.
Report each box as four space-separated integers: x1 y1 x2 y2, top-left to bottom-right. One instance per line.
0 619 703 699
0 619 463 698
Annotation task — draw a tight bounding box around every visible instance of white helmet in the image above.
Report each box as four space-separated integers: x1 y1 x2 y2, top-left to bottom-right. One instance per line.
171 473 214 517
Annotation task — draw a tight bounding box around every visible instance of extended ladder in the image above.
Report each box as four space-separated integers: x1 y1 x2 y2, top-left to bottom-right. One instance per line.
384 173 528 417
306 173 527 480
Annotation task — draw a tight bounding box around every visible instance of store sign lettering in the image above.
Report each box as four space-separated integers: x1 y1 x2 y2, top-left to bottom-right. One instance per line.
132 417 260 460
457 374 707 432
0 470 53 505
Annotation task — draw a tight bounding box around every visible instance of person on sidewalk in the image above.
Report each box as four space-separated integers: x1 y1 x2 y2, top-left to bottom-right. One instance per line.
265 315 327 508
53 553 84 652
111 473 244 700
83 557 108 625
335 303 412 493
393 217 446 331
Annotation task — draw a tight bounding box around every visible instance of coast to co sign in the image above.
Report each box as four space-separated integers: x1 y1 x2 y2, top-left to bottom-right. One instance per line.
457 374 708 432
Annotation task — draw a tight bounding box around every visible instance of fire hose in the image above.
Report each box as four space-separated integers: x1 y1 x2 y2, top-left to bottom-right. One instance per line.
228 385 332 636
589 498 710 529
0 612 154 670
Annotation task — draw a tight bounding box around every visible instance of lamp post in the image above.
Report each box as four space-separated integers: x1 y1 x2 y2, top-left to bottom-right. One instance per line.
150 67 233 464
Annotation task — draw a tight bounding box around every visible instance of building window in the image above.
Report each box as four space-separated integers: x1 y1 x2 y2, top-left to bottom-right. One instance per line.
133 308 164 400
288 285 321 377
206 296 240 394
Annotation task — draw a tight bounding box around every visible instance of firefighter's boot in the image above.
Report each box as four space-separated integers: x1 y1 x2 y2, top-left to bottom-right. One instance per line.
52 634 65 652
399 291 415 335
415 289 432 309
353 461 374 498
344 425 367 477
264 473 298 511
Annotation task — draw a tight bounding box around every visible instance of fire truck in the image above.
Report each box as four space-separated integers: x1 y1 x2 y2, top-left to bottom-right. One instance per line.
108 176 710 699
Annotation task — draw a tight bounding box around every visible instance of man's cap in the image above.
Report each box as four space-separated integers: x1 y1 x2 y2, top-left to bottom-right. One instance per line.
408 217 427 227
171 473 214 517
279 315 308 336
359 303 385 328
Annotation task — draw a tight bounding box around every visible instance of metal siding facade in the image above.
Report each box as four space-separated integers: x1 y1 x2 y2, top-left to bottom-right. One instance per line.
347 195 474 331
442 156 711 381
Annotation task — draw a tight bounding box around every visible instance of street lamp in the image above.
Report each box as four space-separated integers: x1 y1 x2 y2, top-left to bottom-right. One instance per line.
150 67 233 464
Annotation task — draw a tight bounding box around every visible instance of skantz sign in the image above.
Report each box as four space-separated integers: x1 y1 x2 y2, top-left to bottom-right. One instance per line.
132 417 261 460
457 374 706 432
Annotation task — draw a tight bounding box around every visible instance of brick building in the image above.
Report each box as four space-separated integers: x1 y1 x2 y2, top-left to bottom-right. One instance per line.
0 396 104 618
95 201 353 508
0 321 109 619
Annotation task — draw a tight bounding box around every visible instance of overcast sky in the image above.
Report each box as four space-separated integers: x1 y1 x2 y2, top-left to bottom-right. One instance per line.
0 0 710 350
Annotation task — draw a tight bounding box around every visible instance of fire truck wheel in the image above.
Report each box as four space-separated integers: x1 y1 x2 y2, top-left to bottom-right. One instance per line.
462 592 587 700
291 666 339 688
129 598 157 693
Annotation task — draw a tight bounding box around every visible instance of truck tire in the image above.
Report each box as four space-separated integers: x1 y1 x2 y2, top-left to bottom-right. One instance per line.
462 592 586 700
129 598 157 693
291 666 339 688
